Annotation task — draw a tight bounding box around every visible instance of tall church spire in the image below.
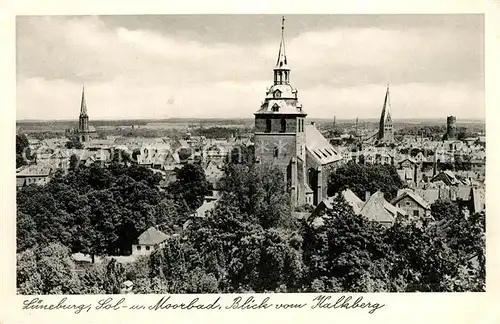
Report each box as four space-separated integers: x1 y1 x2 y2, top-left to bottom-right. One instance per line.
276 16 288 68
274 16 290 85
378 84 394 143
80 86 88 117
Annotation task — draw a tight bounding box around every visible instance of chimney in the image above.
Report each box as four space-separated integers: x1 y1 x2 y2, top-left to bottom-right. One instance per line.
365 191 371 201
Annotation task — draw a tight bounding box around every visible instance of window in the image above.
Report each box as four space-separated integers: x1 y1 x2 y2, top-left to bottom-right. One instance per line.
281 118 286 132
266 119 272 133
145 246 151 251
272 104 280 112
273 147 279 158
406 201 411 206
274 90 281 98
137 246 141 251
413 210 419 217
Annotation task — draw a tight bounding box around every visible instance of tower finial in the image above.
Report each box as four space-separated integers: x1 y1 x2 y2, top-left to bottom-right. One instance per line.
276 16 288 67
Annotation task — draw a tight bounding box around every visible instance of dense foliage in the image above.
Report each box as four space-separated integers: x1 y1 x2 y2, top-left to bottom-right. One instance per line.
65 135 84 149
16 134 31 168
17 160 485 294
327 161 404 200
17 163 187 257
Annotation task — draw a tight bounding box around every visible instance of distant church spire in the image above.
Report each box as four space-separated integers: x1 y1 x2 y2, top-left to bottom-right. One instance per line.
378 84 394 143
78 86 90 142
80 86 88 117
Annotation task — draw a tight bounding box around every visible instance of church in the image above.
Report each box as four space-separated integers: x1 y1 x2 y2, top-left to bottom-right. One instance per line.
254 17 343 207
377 85 394 144
67 87 96 142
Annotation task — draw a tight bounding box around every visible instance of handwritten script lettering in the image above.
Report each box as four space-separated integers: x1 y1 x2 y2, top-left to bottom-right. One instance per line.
21 295 385 315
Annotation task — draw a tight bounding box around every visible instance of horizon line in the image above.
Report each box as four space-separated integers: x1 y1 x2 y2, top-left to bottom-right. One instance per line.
16 117 486 122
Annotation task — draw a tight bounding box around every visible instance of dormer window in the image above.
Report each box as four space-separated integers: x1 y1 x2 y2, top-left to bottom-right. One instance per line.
272 104 280 112
273 90 281 98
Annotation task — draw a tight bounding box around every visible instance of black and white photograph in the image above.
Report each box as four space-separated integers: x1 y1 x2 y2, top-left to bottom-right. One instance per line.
15 14 486 295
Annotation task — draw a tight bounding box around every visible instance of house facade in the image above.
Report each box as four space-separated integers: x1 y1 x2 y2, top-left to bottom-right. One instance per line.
132 227 169 256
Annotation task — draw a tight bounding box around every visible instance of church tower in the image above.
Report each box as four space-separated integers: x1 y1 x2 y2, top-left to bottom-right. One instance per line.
254 17 307 207
78 86 90 142
378 85 394 143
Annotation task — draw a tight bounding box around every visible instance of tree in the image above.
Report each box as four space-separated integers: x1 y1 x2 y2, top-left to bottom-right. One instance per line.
16 211 38 252
219 162 293 229
131 148 141 163
103 258 126 294
16 134 31 168
17 243 81 294
178 147 192 162
327 161 404 200
17 163 173 259
302 194 393 292
170 163 210 211
66 135 83 149
111 149 132 164
230 144 254 165
431 200 460 221
69 154 80 171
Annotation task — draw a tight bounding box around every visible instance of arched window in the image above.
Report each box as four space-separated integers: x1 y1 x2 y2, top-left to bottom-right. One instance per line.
273 147 279 158
281 118 286 132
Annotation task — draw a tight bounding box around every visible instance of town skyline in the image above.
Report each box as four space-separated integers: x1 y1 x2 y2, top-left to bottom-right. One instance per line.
17 15 484 120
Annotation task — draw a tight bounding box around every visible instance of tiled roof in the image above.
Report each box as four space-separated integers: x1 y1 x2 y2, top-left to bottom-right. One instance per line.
16 164 52 177
359 191 403 223
16 178 26 187
137 227 169 245
341 189 364 214
392 188 431 209
305 124 342 165
195 200 218 218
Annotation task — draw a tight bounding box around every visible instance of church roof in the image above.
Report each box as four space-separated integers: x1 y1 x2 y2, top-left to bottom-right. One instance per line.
305 124 342 165
255 98 304 115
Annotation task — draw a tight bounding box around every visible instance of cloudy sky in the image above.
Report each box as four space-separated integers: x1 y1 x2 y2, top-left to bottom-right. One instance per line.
16 15 484 120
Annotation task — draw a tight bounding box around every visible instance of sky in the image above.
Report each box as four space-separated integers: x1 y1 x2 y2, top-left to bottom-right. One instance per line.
16 15 484 120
